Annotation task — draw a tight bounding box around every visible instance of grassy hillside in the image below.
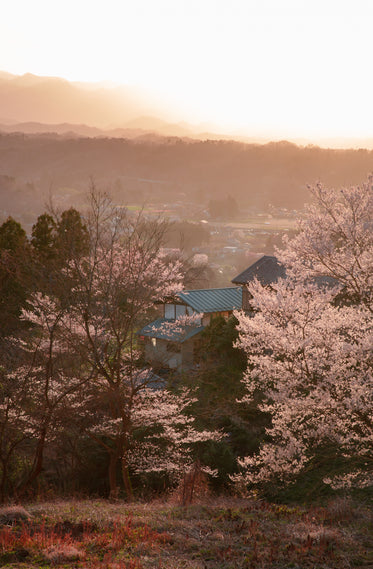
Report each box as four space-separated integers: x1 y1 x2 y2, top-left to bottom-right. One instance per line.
0 497 371 568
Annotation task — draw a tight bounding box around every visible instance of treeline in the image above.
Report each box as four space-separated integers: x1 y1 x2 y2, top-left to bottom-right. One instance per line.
0 209 89 335
2 134 373 217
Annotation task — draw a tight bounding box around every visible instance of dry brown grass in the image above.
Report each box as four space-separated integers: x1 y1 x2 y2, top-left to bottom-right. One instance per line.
0 496 371 568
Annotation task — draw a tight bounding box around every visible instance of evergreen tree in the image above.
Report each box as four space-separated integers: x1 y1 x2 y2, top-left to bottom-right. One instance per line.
0 217 30 334
31 213 57 260
56 207 89 260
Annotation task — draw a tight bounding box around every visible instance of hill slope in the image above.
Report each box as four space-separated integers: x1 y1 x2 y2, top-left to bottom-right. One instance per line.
1 133 373 216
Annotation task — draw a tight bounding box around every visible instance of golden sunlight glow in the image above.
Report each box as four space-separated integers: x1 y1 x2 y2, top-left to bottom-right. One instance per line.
1 0 373 142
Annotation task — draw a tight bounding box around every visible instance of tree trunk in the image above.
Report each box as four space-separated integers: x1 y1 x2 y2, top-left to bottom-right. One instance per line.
17 417 50 497
0 457 7 502
108 450 119 500
121 454 133 501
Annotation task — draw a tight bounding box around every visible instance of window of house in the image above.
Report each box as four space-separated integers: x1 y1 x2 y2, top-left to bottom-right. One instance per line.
165 303 188 319
164 304 175 319
175 304 187 318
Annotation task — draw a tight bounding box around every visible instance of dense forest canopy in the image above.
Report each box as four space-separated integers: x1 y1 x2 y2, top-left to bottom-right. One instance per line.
1 134 373 222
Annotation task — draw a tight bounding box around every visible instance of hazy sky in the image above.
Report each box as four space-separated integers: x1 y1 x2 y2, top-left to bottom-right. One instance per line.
2 0 373 141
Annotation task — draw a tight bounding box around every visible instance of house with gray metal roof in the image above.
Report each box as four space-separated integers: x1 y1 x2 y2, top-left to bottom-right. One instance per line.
232 254 339 311
138 286 242 372
232 255 286 286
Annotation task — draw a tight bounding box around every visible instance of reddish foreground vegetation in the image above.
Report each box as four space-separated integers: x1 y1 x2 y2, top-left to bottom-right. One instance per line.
0 497 371 568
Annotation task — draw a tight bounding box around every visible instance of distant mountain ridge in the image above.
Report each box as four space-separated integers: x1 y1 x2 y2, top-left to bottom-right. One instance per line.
0 120 267 143
0 119 197 140
3 71 373 148
0 71 230 141
0 71 160 129
0 121 150 139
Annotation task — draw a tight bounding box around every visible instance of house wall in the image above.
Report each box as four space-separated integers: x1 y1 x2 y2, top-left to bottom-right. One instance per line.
143 306 236 372
202 310 232 326
202 314 211 326
242 287 252 311
181 341 194 368
144 337 195 371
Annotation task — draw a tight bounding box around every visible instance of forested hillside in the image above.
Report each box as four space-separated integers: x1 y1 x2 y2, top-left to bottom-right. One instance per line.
1 133 373 222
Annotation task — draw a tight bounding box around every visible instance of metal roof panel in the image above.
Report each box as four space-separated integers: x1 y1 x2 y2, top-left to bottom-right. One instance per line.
177 287 242 313
231 255 286 285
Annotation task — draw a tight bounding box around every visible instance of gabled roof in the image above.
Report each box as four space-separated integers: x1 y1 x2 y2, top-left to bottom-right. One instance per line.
138 318 204 343
232 255 339 290
177 287 242 313
231 255 286 285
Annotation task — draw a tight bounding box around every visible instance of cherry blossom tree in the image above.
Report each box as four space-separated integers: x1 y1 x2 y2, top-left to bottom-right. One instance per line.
0 291 90 500
15 294 90 496
21 189 220 499
10 189 221 499
0 359 32 500
59 192 185 498
87 381 220 496
235 179 373 490
280 179 373 311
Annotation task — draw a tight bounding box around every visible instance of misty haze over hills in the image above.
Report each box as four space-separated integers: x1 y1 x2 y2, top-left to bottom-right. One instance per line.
2 71 373 148
0 71 151 126
2 131 373 222
2 71 373 229
0 71 222 140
